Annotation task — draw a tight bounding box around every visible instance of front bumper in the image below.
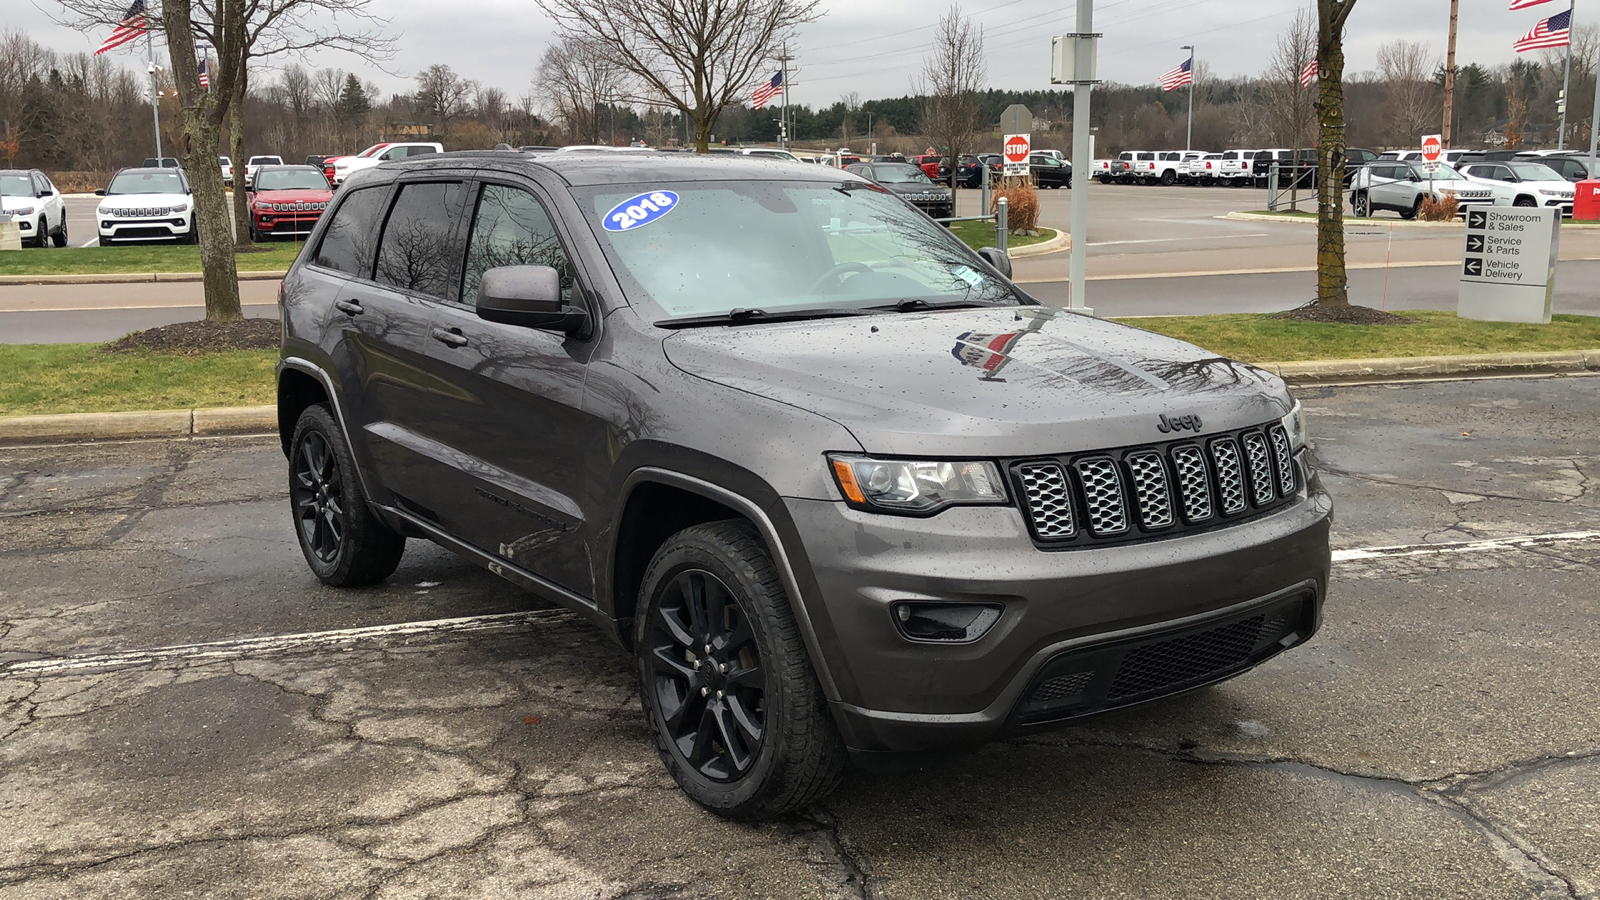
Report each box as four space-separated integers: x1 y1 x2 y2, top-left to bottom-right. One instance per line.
98 215 192 241
785 463 1332 754
252 211 324 237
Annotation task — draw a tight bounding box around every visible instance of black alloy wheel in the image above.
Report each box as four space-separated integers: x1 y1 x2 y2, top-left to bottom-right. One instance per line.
288 403 405 586
635 521 845 819
643 568 767 782
1514 196 1538 208
293 428 345 565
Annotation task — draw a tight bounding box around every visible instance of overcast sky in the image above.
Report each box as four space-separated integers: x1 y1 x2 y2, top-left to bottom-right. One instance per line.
13 0 1590 107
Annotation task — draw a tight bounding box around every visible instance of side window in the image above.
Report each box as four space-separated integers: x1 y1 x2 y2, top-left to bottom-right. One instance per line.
374 181 470 299
1496 166 1516 182
460 184 573 307
380 147 406 160
313 186 388 276
409 146 438 158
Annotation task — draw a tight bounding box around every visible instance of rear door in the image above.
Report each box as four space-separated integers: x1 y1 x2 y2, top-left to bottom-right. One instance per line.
409 176 602 596
335 178 474 518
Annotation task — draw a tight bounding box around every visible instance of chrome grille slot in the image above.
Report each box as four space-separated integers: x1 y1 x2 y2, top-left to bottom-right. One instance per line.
1210 438 1248 515
1074 457 1129 536
1241 431 1276 506
1170 444 1213 522
1268 425 1295 496
1125 451 1174 530
1017 463 1076 540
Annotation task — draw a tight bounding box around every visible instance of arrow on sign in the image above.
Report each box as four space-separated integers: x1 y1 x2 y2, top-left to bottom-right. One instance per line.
1468 210 1487 230
1464 257 1483 277
1466 234 1485 253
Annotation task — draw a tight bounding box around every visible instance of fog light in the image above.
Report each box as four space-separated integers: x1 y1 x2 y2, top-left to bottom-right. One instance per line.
892 602 1002 643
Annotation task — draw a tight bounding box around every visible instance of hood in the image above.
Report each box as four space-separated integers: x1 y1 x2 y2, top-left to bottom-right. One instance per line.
251 188 333 203
662 306 1290 457
883 182 950 196
98 193 189 212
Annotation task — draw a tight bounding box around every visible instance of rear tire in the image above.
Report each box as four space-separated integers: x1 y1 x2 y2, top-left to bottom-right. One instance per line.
1352 192 1371 218
51 218 67 247
635 520 846 820
1400 198 1420 220
1159 170 1176 186
288 403 405 587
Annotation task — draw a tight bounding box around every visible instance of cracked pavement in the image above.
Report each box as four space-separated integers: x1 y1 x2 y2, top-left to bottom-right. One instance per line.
2 376 1599 899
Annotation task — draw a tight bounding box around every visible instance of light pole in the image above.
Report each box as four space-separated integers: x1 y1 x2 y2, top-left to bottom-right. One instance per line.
1181 44 1194 151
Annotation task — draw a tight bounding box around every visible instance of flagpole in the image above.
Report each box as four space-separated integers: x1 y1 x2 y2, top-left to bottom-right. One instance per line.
1183 44 1195 151
1557 0 1574 149
145 9 162 161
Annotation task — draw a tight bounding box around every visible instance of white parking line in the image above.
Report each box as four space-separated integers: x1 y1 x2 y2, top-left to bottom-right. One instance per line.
6 531 1597 678
78 238 97 248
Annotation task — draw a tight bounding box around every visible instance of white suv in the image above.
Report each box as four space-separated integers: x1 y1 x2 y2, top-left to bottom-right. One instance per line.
1348 160 1492 219
1 168 68 248
329 142 443 186
95 167 195 245
1455 160 1576 216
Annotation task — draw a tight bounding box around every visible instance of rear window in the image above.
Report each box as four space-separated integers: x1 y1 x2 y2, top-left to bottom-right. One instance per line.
313 186 387 276
374 181 471 299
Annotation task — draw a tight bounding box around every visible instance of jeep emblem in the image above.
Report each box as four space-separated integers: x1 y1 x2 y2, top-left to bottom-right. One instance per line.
1157 413 1202 434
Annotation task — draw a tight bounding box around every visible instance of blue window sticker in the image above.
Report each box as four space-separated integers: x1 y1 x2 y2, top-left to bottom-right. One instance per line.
602 190 680 232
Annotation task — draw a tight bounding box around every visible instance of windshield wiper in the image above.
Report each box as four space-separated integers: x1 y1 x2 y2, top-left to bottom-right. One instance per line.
656 306 874 328
882 298 998 313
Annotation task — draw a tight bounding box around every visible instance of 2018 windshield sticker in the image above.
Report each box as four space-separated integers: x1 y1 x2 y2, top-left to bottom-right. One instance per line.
603 191 679 232
952 265 985 287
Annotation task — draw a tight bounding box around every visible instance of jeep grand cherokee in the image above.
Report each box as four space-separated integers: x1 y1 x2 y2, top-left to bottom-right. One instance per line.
276 150 1333 820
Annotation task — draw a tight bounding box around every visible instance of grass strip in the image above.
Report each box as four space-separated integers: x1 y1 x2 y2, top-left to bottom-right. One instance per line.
0 243 303 276
1118 310 1600 363
0 344 276 416
950 221 1056 251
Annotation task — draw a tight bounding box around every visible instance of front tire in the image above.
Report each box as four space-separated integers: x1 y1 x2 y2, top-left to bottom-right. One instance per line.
1513 196 1537 208
635 521 846 820
289 403 405 587
1400 198 1420 220
34 218 49 248
1352 192 1371 218
51 218 67 247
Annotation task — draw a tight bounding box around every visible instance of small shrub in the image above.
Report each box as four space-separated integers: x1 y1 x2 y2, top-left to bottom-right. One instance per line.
991 179 1040 234
1419 194 1459 221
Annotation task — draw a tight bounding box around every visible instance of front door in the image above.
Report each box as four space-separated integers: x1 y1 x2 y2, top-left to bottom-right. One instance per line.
409 178 603 597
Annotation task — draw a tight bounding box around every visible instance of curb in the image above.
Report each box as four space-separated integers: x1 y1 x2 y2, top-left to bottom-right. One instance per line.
0 406 276 443
5 352 1599 443
1009 229 1071 258
0 270 288 286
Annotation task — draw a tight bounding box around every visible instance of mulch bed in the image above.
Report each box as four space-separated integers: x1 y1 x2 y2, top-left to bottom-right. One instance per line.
1270 303 1412 325
102 319 280 354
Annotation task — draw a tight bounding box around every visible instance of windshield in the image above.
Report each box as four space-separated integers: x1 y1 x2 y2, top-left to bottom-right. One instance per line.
108 171 186 195
256 169 329 191
249 157 282 165
0 174 33 198
574 181 1022 322
872 164 932 184
1509 163 1564 182
1417 165 1463 181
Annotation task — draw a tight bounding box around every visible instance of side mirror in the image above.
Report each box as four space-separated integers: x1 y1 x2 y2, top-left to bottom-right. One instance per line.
977 246 1012 279
95 189 106 196
477 265 588 334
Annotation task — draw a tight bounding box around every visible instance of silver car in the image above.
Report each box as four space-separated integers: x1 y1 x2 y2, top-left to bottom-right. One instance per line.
1349 160 1492 219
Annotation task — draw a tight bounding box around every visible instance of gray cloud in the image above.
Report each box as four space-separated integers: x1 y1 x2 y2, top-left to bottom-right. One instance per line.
13 0 1591 107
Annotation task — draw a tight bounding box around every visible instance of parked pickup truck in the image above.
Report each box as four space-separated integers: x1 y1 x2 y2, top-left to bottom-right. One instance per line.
1175 151 1213 185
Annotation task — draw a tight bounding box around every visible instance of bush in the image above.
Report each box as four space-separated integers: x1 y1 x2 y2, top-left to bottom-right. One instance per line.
1419 194 1459 221
50 171 115 193
991 179 1040 234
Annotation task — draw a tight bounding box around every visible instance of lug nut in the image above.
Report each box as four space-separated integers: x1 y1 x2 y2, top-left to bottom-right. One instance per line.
716 690 725 700
700 686 709 697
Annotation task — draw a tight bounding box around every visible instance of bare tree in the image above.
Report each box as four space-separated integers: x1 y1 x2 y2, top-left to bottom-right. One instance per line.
1313 0 1360 311
1376 40 1439 146
415 64 476 133
1260 12 1318 149
535 0 822 152
535 37 625 144
918 4 986 191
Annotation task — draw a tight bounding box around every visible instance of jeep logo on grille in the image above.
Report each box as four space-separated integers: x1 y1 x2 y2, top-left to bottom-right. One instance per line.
1156 413 1202 434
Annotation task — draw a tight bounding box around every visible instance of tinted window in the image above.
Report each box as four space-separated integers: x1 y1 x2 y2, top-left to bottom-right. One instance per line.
108 171 186 194
374 181 470 299
314 186 388 276
461 184 573 307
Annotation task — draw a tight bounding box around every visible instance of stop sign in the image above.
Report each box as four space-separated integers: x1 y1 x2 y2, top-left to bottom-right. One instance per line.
1421 134 1443 162
1004 134 1031 164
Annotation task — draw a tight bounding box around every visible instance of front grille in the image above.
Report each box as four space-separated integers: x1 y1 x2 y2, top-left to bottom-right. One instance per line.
269 201 328 211
1030 671 1094 704
1012 420 1299 549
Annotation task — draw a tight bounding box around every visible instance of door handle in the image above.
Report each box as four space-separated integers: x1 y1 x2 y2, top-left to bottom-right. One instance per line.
334 299 363 316
431 327 469 348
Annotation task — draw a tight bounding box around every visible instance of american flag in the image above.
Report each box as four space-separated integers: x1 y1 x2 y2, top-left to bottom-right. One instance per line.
198 58 209 89
1158 58 1192 91
94 0 147 56
1514 10 1571 52
1299 58 1319 87
751 71 783 110
1509 0 1553 9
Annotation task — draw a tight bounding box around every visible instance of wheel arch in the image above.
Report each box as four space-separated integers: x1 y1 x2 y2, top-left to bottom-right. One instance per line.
277 363 330 457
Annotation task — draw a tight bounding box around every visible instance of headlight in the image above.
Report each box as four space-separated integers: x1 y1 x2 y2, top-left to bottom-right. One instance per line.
12 206 34 216
254 202 272 211
1280 400 1307 452
829 455 1007 514
172 203 189 213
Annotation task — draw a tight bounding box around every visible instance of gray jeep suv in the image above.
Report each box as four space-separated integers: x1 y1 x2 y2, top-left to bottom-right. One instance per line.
276 151 1333 819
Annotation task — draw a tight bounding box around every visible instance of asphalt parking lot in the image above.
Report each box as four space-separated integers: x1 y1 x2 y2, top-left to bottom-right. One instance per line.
3 375 1598 898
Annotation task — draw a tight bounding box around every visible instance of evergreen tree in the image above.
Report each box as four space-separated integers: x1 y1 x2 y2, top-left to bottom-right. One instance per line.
336 73 370 127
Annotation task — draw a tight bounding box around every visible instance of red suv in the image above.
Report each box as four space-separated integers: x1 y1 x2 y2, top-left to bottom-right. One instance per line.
247 165 334 241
